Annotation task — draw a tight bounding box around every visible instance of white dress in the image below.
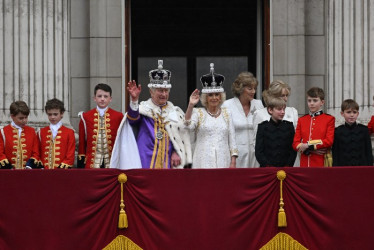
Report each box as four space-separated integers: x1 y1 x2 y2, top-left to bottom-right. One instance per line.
253 106 300 166
186 107 238 168
222 98 264 168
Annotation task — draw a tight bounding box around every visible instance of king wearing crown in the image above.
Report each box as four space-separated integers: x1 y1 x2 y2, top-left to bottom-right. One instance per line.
124 60 192 169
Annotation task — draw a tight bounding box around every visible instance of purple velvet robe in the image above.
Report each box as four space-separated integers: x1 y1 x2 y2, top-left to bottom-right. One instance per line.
128 104 174 169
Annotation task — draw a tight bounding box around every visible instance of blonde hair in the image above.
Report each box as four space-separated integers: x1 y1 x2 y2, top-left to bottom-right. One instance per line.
262 80 291 106
200 92 226 107
231 72 258 97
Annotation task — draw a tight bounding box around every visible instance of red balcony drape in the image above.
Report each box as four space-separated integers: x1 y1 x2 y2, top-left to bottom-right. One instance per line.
0 167 373 250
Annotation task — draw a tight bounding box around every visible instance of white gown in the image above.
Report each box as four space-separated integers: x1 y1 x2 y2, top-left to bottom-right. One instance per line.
253 106 300 166
186 107 238 168
222 98 264 168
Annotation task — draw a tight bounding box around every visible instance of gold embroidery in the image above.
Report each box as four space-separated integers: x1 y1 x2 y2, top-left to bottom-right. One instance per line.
92 111 110 168
150 113 170 169
149 113 159 169
46 130 55 169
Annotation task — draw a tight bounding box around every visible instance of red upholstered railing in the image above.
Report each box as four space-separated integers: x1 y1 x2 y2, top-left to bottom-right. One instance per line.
0 167 373 250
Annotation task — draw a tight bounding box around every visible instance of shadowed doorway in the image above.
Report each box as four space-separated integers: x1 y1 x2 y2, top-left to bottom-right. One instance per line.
130 0 264 110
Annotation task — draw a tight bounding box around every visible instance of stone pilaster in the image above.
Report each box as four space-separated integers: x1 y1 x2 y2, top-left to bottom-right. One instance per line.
327 0 374 125
0 0 70 128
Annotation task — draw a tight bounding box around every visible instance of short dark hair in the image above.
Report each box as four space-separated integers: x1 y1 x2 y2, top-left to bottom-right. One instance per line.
94 83 112 96
9 101 30 116
307 87 325 100
341 99 359 112
45 98 65 113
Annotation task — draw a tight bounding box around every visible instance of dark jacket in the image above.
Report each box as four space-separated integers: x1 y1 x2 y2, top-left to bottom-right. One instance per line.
332 122 373 166
255 119 296 167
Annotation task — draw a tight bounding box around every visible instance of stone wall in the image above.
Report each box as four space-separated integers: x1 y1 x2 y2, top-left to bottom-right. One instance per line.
0 0 70 128
70 0 124 131
272 0 327 116
272 0 374 126
326 0 374 125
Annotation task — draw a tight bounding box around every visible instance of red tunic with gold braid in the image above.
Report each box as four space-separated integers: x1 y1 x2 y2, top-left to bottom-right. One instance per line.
292 112 335 167
78 108 123 168
368 116 374 134
0 125 40 169
39 125 76 169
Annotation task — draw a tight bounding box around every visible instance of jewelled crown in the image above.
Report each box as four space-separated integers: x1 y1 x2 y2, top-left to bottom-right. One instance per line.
148 60 171 89
200 63 225 93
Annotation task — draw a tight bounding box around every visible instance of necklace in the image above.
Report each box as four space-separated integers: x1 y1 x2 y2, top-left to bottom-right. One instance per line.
206 108 221 117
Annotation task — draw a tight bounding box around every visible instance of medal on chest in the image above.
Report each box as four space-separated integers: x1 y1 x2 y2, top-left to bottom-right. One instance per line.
156 130 163 139
154 113 168 140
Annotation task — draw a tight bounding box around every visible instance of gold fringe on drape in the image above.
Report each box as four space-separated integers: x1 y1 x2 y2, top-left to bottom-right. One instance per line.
118 173 128 229
103 235 143 250
324 149 333 167
260 232 308 250
277 170 287 227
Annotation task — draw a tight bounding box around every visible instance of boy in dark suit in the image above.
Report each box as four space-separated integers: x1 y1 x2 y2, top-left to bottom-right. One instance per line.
332 99 373 166
255 97 296 167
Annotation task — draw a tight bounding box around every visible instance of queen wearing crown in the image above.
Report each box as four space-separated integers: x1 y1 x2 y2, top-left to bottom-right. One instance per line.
184 63 238 168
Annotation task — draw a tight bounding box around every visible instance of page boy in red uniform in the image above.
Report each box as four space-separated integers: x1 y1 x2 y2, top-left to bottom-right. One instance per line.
38 98 75 169
292 87 335 167
78 83 123 168
0 101 40 169
368 95 374 134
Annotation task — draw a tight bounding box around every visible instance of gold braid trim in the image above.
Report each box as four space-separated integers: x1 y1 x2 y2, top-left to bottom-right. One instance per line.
103 235 143 250
118 174 128 229
59 163 72 169
197 108 204 130
78 154 86 163
154 115 165 169
126 113 140 121
0 159 10 166
260 233 308 250
149 113 158 169
165 129 169 168
277 170 287 227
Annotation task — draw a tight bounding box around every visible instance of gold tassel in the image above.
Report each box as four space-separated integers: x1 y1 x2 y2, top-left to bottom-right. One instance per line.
118 173 128 229
277 170 287 227
324 149 333 167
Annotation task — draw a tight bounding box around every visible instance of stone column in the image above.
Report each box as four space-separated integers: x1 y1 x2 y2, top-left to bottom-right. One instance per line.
272 0 307 115
0 0 70 128
327 0 374 125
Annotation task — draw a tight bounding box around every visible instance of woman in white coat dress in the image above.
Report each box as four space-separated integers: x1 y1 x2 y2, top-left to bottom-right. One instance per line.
221 72 264 168
253 80 299 166
185 64 238 169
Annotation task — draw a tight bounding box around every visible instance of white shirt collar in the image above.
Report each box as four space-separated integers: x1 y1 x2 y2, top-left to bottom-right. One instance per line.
49 121 63 139
97 106 108 117
11 121 23 137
